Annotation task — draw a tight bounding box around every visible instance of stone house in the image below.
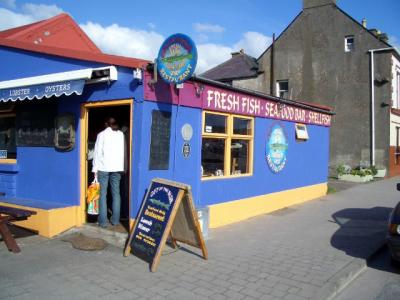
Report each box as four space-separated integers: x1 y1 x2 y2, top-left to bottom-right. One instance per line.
202 0 400 176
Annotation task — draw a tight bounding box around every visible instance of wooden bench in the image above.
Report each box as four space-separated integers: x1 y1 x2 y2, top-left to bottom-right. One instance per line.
0 206 37 253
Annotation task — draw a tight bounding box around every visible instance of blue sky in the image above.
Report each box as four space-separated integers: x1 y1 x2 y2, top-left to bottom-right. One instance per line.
0 0 399 73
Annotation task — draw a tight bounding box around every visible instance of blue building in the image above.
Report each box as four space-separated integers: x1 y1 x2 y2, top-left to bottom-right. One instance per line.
0 15 333 237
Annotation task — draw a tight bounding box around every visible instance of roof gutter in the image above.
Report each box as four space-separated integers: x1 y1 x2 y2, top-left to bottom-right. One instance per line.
192 75 335 115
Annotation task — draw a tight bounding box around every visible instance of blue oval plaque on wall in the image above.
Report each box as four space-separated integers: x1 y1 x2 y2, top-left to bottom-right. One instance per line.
266 123 288 173
157 33 197 84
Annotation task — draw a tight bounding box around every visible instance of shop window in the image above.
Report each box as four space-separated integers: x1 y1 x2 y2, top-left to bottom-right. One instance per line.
0 114 16 160
345 36 354 52
0 102 16 161
295 123 309 140
204 113 226 134
276 80 289 98
201 112 253 179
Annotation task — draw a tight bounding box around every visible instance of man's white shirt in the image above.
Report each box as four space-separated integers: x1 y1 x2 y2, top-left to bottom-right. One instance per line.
92 127 125 172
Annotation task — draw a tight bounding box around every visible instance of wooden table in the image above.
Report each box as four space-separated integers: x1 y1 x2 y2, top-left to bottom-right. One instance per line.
0 206 37 253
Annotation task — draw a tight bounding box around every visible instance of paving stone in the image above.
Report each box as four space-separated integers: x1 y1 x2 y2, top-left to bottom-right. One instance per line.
192 286 216 297
269 288 288 298
283 293 308 300
223 289 246 299
240 287 263 298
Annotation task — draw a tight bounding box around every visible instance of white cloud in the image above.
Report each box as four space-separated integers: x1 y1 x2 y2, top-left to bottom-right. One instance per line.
234 31 272 58
0 4 63 31
0 7 34 30
196 43 233 74
0 3 271 75
0 0 16 9
80 21 164 60
194 22 225 34
196 32 271 74
147 22 156 30
81 21 270 73
21 3 63 21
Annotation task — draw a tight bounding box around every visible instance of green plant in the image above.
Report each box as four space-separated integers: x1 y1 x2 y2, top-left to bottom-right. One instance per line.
349 168 374 177
370 165 378 176
337 164 350 176
327 186 337 194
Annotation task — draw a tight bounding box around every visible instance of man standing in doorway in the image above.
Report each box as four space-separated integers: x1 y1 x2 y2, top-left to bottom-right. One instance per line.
92 117 125 228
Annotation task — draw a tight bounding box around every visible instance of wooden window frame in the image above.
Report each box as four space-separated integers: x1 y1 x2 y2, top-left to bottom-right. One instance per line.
201 111 254 180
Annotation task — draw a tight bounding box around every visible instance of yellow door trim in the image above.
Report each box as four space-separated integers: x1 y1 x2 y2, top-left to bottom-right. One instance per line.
78 99 133 225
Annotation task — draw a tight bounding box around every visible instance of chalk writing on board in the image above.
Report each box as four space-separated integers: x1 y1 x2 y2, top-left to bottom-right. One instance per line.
130 181 180 263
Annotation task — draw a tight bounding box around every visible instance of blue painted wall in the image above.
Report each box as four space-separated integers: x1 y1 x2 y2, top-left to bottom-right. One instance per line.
132 99 329 217
0 46 142 208
129 101 203 217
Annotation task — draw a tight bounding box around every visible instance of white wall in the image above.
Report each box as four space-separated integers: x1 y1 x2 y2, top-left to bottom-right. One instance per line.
390 55 400 146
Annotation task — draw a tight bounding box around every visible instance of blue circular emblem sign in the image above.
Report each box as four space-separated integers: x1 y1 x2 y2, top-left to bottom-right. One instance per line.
157 33 197 84
266 124 288 173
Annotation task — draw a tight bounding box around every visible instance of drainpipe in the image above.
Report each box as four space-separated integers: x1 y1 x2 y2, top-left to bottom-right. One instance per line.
270 33 275 95
368 47 393 166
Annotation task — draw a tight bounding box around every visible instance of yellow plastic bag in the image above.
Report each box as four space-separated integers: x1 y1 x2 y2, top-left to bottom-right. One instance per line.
87 178 100 215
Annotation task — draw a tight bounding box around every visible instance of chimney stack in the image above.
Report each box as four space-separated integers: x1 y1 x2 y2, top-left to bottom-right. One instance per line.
231 49 245 57
303 0 336 9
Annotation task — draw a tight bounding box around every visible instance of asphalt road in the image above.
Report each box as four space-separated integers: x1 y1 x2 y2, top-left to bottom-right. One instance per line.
335 246 400 300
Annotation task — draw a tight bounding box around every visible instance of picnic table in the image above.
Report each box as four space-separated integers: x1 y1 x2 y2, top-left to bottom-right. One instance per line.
0 205 36 253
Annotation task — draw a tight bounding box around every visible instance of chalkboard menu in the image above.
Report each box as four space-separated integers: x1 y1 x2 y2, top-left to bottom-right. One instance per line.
16 103 56 147
125 178 208 272
149 110 171 170
129 180 181 264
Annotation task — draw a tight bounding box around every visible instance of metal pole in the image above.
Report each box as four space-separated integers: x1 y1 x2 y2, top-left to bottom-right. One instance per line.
370 50 375 166
270 33 275 95
368 47 393 167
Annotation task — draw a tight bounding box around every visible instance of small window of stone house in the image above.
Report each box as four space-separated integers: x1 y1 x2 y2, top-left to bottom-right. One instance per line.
345 36 355 52
276 80 289 98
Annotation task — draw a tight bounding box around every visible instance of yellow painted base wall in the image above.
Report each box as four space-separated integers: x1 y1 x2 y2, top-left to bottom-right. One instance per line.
209 183 327 228
0 202 80 238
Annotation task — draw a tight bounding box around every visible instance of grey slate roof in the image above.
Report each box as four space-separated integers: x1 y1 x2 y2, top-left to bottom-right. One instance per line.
201 51 259 82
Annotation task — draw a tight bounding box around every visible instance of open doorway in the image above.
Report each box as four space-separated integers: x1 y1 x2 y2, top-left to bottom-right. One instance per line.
82 100 132 233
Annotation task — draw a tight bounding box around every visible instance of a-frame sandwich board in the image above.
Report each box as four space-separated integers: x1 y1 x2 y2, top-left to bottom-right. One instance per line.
124 178 208 272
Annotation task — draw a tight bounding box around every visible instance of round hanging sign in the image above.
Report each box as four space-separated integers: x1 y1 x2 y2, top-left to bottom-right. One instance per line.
266 124 288 173
157 33 197 84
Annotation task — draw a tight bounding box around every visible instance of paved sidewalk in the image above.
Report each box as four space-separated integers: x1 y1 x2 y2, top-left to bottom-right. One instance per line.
1 177 399 300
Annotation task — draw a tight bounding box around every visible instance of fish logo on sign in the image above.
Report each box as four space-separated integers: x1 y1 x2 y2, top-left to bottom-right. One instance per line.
157 33 197 84
266 124 288 173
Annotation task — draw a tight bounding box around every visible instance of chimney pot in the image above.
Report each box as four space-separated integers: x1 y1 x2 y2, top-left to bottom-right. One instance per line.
231 49 245 57
362 18 367 28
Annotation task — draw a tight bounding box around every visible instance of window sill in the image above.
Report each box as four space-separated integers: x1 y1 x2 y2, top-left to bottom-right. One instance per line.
0 159 17 164
201 173 253 181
